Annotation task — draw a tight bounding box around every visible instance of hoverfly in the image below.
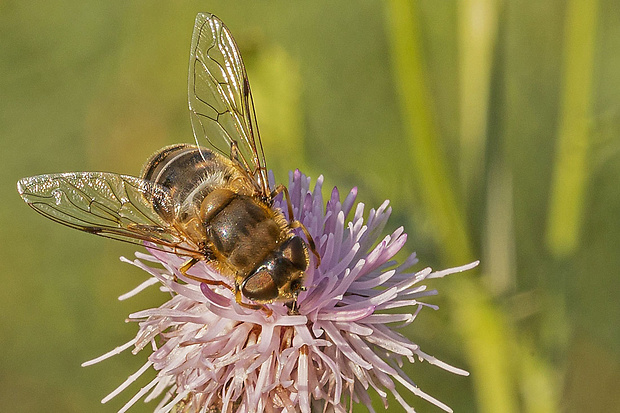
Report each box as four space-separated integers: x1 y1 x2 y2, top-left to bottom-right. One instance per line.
17 13 319 309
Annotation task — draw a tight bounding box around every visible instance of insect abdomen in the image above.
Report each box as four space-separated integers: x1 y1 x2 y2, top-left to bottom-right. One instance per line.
141 144 237 221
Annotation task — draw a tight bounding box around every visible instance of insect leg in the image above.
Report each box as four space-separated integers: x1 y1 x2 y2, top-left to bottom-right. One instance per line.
290 220 321 267
178 247 270 315
270 184 294 221
233 287 273 317
286 298 301 315
176 257 199 282
179 257 235 292
271 184 321 267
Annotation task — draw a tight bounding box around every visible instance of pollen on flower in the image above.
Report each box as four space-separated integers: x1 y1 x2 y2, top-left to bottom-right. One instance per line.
83 170 478 413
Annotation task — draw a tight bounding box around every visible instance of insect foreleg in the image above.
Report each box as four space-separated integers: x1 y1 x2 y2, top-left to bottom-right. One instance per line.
270 184 294 221
233 285 273 317
290 220 321 267
180 259 271 316
271 184 321 267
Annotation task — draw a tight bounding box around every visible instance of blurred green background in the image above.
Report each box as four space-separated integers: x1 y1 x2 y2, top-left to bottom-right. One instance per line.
2 1 619 412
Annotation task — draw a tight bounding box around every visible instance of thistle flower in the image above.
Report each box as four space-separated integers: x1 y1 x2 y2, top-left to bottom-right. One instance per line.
84 170 478 413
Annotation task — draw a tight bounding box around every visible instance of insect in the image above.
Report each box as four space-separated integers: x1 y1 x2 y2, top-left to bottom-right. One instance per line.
17 13 319 309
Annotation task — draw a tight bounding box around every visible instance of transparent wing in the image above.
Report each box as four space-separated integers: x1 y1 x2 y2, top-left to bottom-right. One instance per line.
188 12 269 196
17 172 200 256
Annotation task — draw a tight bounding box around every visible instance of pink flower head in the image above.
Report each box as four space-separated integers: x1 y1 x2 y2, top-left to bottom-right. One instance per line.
84 170 478 413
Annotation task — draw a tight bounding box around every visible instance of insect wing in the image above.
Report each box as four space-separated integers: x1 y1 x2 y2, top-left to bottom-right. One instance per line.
17 172 197 255
188 13 269 196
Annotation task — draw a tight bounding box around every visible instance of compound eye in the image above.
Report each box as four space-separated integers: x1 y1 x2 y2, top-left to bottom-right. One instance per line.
281 236 308 271
241 269 279 303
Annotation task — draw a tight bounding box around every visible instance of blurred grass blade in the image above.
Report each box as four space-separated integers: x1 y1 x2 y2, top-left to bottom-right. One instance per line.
458 0 498 201
546 0 599 257
385 1 519 412
384 0 471 264
452 280 518 413
485 160 516 295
